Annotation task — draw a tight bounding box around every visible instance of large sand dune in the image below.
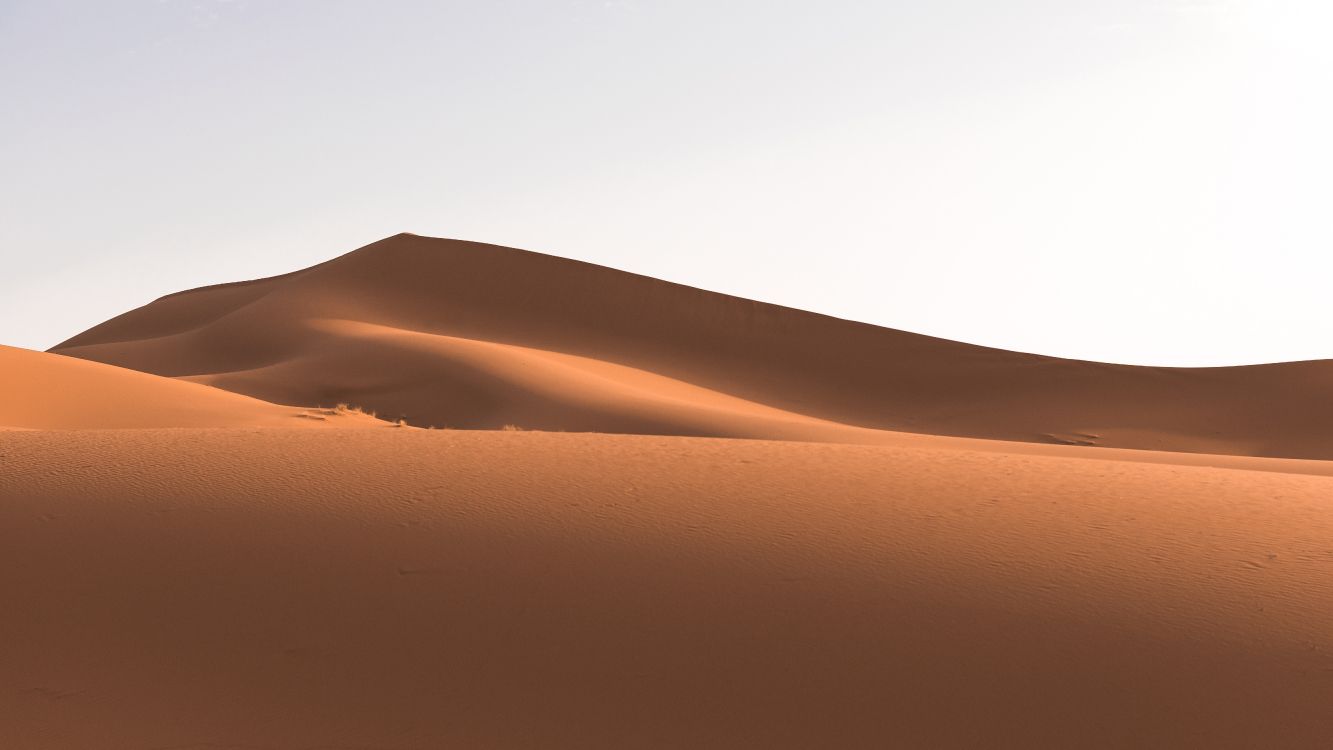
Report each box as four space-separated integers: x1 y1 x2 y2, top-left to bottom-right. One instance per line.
52 233 1333 459
3 428 1332 749
10 234 1333 747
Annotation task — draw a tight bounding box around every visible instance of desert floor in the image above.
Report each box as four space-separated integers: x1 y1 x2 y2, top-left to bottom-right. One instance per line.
4 427 1332 749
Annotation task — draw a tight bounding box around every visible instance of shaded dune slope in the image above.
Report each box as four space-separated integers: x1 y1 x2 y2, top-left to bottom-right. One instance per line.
54 233 1333 457
0 344 382 430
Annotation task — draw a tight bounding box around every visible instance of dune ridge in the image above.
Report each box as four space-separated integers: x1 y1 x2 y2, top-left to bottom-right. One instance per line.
51 233 1333 458
0 344 386 430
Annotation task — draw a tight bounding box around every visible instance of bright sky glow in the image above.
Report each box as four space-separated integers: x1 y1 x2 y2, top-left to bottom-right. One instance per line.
2 0 1329 365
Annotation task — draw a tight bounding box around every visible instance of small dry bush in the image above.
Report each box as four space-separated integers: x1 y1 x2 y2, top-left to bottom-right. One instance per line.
332 403 376 418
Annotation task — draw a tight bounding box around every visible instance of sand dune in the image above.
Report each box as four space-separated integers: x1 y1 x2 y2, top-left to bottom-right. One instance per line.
10 233 1333 747
52 233 1333 458
3 428 1332 749
0 344 385 430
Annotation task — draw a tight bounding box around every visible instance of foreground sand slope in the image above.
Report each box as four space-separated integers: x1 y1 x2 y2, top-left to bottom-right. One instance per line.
3 428 1331 749
0 344 384 430
52 234 1333 458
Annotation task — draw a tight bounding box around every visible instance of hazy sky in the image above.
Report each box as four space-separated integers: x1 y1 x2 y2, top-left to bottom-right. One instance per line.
3 0 1330 365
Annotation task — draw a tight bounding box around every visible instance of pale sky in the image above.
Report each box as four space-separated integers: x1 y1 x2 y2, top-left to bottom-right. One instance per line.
2 0 1330 365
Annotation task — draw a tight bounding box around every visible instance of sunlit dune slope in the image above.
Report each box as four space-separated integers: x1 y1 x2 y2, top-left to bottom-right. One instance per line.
0 344 382 430
53 233 1333 457
3 428 1332 749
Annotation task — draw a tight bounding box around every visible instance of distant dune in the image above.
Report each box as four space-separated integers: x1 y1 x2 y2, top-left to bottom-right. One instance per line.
0 344 384 430
53 233 1333 458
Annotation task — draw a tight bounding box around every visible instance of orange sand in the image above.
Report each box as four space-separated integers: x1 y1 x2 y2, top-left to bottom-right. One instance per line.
52 234 1333 458
3 429 1332 748
6 233 1333 748
0 344 385 430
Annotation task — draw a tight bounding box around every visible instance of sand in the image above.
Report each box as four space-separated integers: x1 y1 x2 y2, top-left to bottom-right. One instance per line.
49 233 1333 459
8 233 1333 747
3 428 1332 749
0 344 385 430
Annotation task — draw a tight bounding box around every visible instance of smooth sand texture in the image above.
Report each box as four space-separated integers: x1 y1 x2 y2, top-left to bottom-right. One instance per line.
0 344 385 430
51 233 1333 459
3 428 1332 749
